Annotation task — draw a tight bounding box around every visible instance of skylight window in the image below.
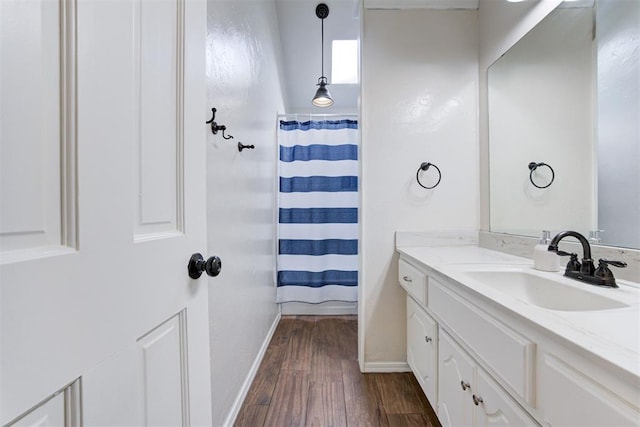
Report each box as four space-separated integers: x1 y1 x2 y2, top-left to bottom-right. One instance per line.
331 40 359 84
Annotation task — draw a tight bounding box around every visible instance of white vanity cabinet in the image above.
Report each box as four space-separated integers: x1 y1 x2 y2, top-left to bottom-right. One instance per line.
397 250 640 427
407 295 438 404
439 330 537 427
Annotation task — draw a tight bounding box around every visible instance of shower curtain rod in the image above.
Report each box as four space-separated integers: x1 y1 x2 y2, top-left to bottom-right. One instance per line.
277 113 358 118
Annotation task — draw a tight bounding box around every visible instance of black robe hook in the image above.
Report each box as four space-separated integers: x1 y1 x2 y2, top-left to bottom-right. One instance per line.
206 108 234 139
238 142 255 152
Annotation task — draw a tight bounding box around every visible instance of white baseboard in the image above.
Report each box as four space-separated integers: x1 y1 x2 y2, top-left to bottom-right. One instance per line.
362 361 411 373
280 301 357 315
222 312 281 427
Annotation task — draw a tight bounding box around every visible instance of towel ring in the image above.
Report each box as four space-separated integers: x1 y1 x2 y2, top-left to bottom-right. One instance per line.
528 162 554 189
416 162 442 189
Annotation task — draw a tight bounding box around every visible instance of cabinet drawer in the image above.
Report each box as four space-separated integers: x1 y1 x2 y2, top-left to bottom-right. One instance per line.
398 259 428 306
430 279 535 405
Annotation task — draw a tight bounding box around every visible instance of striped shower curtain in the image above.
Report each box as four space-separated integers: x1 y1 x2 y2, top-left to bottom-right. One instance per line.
276 118 359 304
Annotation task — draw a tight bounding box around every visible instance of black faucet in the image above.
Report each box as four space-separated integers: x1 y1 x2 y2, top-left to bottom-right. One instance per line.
547 230 627 288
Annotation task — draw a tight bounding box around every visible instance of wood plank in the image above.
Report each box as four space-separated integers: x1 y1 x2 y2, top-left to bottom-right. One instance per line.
387 413 434 427
263 371 310 426
340 316 359 361
310 318 346 382
310 340 344 382
408 372 440 425
375 373 429 415
314 316 358 361
241 320 289 406
305 381 347 427
234 404 269 427
341 360 389 427
281 317 315 372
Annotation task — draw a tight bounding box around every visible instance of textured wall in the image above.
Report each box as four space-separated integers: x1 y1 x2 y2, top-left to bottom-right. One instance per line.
206 1 284 424
360 8 479 367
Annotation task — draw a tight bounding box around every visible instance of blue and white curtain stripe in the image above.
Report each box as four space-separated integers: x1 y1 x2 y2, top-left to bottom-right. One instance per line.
277 118 359 304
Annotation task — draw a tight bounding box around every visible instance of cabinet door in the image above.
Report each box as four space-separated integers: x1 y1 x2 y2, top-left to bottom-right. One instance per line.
407 296 438 405
438 331 474 427
538 352 639 426
474 368 537 427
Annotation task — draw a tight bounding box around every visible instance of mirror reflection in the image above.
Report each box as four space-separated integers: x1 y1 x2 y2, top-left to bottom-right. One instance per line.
488 0 640 249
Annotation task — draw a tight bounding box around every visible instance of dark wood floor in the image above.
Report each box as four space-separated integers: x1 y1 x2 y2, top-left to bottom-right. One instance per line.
234 315 441 427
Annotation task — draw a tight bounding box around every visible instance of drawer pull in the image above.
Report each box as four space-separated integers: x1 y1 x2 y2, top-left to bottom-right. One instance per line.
473 394 484 406
402 275 413 283
425 336 432 343
460 380 470 391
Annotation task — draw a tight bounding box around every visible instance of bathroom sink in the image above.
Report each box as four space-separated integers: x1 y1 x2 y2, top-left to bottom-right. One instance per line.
460 269 630 311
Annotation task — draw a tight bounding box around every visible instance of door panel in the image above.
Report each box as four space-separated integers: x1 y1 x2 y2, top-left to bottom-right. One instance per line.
137 312 188 427
9 393 65 427
0 0 211 424
0 0 74 256
134 0 183 239
5 379 81 427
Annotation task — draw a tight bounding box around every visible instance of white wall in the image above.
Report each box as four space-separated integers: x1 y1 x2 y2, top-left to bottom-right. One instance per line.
206 1 284 424
361 8 479 368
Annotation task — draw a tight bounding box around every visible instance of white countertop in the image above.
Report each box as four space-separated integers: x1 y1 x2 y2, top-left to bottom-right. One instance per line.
396 243 640 380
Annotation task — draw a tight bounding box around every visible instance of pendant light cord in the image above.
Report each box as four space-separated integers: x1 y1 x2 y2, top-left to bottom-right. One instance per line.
321 17 324 78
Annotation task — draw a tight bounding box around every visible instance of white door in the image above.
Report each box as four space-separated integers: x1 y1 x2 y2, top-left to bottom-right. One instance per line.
1 0 213 425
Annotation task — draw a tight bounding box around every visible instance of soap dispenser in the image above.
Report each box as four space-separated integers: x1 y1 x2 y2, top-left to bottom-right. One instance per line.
534 230 561 272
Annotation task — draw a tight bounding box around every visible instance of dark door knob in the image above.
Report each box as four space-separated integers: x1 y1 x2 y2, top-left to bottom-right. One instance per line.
188 253 222 279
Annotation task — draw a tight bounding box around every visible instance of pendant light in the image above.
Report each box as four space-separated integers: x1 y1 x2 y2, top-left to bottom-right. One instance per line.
312 3 334 107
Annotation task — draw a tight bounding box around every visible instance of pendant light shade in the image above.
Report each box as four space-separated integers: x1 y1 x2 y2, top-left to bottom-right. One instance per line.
312 3 333 107
312 76 334 107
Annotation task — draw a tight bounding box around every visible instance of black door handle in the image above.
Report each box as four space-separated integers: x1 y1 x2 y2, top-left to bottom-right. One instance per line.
188 253 222 279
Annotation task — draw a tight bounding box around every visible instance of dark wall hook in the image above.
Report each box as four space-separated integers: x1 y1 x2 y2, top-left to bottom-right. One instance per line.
416 162 442 189
238 142 255 152
206 108 234 139
528 162 555 189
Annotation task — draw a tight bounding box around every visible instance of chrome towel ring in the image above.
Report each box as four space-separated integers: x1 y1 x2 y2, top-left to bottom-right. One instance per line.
416 162 442 189
528 162 555 189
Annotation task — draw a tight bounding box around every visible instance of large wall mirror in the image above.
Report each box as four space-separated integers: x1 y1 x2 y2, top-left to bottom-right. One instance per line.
488 0 639 249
